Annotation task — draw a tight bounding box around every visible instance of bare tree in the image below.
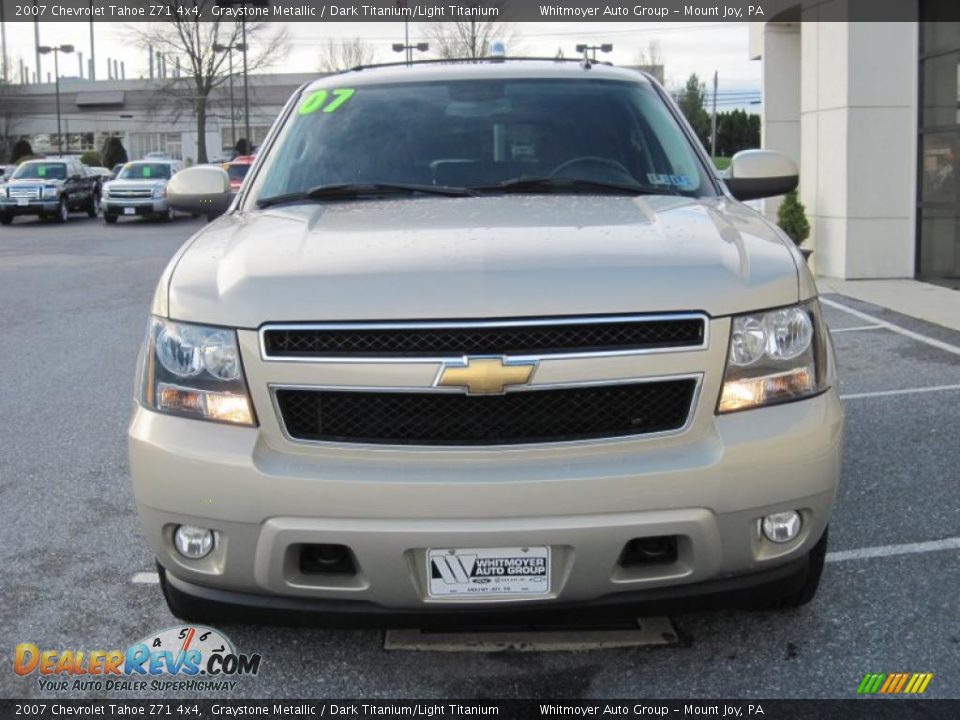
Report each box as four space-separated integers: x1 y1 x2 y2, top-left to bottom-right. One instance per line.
0 63 22 162
129 3 288 163
425 2 520 59
634 39 663 67
633 40 665 84
317 38 377 73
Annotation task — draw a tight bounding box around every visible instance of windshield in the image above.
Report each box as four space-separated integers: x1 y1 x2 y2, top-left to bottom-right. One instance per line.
119 163 172 180
254 78 714 203
14 163 66 180
228 164 250 181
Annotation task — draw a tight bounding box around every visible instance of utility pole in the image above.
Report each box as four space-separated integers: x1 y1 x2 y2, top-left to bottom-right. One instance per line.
0 1 7 83
710 70 718 159
89 2 96 80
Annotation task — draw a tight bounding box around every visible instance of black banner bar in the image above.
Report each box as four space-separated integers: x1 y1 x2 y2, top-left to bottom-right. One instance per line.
3 700 960 720
0 0 957 24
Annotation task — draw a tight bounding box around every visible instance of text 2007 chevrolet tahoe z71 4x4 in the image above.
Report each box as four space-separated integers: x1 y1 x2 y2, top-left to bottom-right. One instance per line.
129 60 842 623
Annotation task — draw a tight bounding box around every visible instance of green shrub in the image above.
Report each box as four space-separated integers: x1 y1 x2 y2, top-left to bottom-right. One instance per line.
777 189 810 247
79 150 102 167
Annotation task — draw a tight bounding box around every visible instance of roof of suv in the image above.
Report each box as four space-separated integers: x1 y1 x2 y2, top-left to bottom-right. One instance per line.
306 59 654 91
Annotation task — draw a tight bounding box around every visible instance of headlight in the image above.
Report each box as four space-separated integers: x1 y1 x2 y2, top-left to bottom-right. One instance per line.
718 299 830 413
153 184 167 198
42 186 57 199
139 317 255 425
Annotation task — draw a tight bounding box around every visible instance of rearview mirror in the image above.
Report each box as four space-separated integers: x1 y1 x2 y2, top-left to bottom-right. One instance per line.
724 150 798 201
167 166 231 219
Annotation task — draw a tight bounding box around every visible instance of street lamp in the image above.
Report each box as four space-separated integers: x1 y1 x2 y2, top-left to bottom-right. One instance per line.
392 42 428 66
575 43 613 63
216 0 268 154
213 41 245 152
38 44 74 156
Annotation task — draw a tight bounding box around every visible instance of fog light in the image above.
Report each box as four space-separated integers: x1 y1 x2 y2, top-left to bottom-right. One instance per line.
761 511 802 543
174 525 214 559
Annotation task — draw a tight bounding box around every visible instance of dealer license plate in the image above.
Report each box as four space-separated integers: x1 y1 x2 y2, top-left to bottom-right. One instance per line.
123 207 135 215
426 546 550 597
17 198 29 206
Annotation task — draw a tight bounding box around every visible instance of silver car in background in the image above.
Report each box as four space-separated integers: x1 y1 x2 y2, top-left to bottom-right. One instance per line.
102 160 184 224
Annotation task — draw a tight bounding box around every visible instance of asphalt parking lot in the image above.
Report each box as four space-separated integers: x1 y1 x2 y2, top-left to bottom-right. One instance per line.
1 214 958 700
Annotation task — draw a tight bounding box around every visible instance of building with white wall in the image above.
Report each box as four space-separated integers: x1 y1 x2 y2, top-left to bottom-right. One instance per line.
750 4 959 285
3 71 317 164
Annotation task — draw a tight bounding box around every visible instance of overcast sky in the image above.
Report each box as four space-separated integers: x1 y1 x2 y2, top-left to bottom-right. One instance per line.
3 21 761 108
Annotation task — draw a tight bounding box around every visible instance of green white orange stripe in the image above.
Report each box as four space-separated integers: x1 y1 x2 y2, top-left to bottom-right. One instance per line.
857 673 933 694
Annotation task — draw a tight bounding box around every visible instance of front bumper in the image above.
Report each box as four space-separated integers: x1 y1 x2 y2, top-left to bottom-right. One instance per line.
129 389 843 612
103 198 167 216
0 199 58 215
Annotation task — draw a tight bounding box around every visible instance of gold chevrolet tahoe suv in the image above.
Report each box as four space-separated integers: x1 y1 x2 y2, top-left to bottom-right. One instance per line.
129 59 842 623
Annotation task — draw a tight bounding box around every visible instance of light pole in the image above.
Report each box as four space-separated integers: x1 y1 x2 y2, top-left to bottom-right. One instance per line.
240 22 250 154
214 1 267 153
38 44 74 156
213 42 239 151
575 43 613 63
1 1 7 83
392 42 428 66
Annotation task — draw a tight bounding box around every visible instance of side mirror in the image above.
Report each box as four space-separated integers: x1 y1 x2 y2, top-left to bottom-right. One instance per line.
167 166 231 218
725 149 798 201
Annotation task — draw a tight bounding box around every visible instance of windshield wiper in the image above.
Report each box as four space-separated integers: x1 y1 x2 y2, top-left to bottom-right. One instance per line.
472 176 681 197
257 182 477 208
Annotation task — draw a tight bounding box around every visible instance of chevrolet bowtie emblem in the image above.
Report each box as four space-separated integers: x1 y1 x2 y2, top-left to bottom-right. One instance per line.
437 357 537 395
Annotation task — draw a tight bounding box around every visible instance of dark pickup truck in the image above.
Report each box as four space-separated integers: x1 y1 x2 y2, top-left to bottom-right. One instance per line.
0 158 101 225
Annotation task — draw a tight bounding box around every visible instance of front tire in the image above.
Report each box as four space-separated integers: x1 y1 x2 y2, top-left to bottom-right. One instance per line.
0 213 12 226
754 527 828 610
55 197 69 224
159 563 235 623
87 192 100 218
103 214 118 225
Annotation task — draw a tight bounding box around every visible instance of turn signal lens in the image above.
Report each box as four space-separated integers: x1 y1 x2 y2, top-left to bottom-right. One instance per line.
718 368 815 413
156 383 254 425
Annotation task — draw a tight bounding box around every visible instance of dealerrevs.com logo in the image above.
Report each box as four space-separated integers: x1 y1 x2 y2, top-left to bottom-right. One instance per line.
13 626 262 692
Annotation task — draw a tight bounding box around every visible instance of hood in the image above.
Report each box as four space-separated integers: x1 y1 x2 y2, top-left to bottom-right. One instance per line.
7 177 63 186
165 195 801 327
106 179 167 189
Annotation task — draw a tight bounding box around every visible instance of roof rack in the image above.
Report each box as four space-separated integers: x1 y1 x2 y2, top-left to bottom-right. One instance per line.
337 56 616 75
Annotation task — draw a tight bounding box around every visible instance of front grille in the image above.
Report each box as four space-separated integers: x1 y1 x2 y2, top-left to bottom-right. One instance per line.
262 315 705 358
275 379 697 446
110 189 152 199
8 187 40 199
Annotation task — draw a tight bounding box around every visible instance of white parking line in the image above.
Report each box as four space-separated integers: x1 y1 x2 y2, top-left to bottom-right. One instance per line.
821 297 960 356
829 324 885 333
840 383 960 400
827 537 960 563
131 572 159 584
